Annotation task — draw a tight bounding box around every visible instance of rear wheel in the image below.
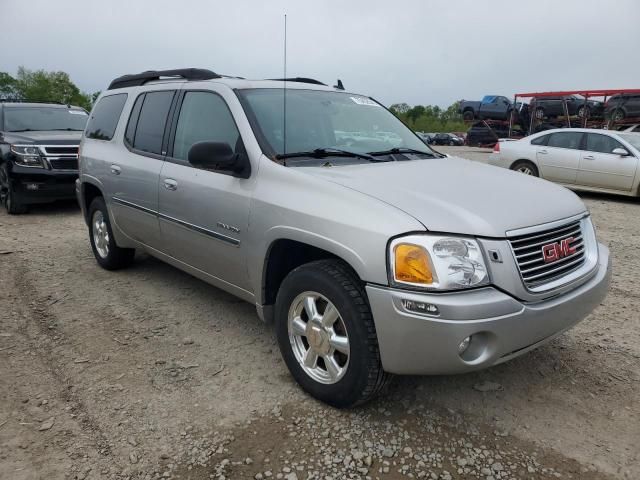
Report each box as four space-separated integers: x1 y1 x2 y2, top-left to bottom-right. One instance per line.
612 108 625 122
275 259 390 408
463 110 475 121
510 160 539 177
578 106 590 118
88 197 135 270
534 108 545 120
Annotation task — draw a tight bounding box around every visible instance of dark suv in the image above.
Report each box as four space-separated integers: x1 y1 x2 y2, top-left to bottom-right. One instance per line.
605 94 640 121
0 101 88 213
530 95 603 120
431 133 464 146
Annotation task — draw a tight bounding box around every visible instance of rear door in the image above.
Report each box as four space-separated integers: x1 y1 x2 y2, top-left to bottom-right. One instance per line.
109 89 176 251
577 133 638 191
157 88 255 296
536 131 583 184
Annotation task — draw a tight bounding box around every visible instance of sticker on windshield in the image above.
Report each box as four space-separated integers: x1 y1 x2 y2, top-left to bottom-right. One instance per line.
350 96 380 107
69 110 88 115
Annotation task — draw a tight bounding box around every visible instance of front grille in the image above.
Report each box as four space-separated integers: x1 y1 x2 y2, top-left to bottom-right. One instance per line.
509 219 586 289
49 158 79 170
42 146 79 156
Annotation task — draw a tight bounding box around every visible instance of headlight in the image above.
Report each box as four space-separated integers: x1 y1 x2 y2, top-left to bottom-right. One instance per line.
389 234 489 291
10 145 44 168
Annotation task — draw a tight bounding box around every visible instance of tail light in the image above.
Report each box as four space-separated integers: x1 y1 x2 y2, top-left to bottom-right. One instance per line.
493 142 500 152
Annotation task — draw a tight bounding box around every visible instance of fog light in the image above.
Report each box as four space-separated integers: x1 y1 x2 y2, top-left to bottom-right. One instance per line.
401 298 439 316
458 336 471 354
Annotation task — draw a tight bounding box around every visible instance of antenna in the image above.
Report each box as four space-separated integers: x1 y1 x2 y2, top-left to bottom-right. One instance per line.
283 13 287 155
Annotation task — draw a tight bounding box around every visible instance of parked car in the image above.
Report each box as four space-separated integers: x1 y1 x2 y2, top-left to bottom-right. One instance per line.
530 95 603 120
416 132 434 144
431 133 464 146
459 95 521 122
78 68 610 407
489 128 640 197
0 101 88 214
465 122 524 147
605 93 640 122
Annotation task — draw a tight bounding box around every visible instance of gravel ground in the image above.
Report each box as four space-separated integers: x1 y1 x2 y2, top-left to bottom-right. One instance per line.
0 146 638 480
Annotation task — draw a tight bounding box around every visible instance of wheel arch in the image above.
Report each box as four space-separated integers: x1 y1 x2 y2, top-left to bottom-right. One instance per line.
259 236 367 322
80 180 104 226
510 158 539 174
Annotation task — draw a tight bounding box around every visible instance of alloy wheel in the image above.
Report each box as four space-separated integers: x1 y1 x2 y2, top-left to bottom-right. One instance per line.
288 291 350 384
92 210 110 259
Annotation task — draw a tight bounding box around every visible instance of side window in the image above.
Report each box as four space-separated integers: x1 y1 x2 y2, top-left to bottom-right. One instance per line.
547 132 583 150
132 90 175 155
172 91 242 162
531 134 549 146
585 134 624 154
124 94 145 145
85 94 127 140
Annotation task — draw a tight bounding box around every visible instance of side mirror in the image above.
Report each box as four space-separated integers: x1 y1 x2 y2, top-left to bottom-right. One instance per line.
188 141 247 175
612 147 630 156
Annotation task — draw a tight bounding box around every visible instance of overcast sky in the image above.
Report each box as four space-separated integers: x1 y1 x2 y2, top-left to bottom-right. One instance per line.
3 0 639 107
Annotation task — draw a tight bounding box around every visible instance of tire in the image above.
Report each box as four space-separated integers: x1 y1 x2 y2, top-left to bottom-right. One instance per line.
463 110 475 121
612 108 625 122
510 160 539 177
88 197 135 270
449 140 455 146
275 259 390 408
577 106 590 119
534 108 545 120
0 165 28 214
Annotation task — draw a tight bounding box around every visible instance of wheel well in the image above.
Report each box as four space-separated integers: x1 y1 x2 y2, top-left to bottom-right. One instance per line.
510 159 538 170
262 240 354 306
82 183 103 224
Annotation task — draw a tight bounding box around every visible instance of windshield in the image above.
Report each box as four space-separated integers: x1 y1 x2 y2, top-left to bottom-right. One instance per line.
619 133 640 151
4 107 88 132
237 89 433 157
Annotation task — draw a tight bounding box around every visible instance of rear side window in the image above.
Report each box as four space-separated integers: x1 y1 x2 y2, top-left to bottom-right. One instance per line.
547 132 583 150
172 91 241 161
131 91 175 155
86 94 127 140
124 94 145 145
530 134 549 146
585 134 623 154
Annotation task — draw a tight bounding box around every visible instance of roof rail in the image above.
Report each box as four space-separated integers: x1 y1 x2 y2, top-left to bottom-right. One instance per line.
108 68 221 90
269 77 327 86
0 98 71 106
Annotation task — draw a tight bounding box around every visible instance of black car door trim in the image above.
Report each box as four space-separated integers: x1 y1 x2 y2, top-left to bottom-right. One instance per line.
111 196 240 246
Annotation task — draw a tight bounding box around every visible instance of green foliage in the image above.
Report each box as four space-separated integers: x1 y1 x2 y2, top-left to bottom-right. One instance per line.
0 67 98 111
390 101 467 133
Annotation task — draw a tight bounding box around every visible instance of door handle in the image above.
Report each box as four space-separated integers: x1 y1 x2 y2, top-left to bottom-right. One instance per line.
163 179 178 191
110 164 121 175
538 149 548 154
583 155 595 160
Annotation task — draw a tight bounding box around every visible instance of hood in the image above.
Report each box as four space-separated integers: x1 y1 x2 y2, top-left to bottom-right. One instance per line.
1 130 82 145
302 156 587 238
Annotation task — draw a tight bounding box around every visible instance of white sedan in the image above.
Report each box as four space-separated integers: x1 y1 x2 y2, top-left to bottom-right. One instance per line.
489 128 640 197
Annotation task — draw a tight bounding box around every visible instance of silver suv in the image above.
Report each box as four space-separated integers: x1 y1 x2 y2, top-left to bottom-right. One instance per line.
77 68 611 407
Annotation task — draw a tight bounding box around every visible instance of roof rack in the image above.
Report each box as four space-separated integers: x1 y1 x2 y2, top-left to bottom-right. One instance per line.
269 77 327 86
107 68 221 90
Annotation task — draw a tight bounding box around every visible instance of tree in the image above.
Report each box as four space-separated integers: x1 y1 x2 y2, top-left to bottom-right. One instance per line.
389 103 410 115
0 72 20 100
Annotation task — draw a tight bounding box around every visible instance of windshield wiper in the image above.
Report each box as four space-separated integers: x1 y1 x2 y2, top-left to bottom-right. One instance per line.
49 128 84 131
275 147 376 161
8 129 36 132
367 147 439 157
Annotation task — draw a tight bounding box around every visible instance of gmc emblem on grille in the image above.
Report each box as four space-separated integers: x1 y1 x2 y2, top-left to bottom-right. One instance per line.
542 237 577 263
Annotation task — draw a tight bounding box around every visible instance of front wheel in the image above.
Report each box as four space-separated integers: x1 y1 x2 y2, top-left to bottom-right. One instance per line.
275 260 390 408
510 160 539 177
88 197 135 270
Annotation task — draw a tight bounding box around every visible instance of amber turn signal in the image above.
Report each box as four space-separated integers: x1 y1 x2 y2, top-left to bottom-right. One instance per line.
394 243 434 284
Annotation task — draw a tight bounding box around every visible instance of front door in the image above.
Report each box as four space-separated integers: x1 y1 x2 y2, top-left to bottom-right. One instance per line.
536 131 583 184
109 89 176 250
577 133 638 191
158 90 255 295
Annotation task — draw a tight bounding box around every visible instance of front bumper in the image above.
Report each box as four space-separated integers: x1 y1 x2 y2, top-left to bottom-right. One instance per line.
9 165 77 205
366 243 611 375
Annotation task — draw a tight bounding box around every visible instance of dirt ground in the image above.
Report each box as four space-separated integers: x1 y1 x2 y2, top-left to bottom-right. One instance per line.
0 147 638 480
